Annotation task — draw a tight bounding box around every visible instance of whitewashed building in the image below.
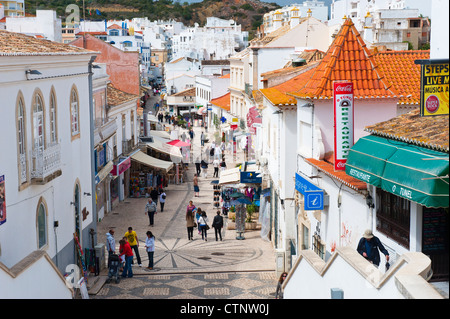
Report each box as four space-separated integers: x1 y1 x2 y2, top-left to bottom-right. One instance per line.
0 30 98 298
5 10 62 42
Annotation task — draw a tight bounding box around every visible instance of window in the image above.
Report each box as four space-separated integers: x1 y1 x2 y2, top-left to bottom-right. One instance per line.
49 91 57 144
376 189 410 248
17 95 27 184
70 88 80 137
313 234 325 260
33 93 45 154
37 199 47 249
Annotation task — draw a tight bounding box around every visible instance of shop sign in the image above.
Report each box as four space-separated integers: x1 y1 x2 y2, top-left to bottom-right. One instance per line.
240 171 262 184
333 81 354 171
0 175 6 226
295 173 324 210
112 157 131 176
419 61 449 116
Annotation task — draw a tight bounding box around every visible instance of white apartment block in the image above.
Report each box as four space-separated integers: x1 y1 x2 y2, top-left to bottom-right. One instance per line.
5 10 62 42
171 17 248 61
263 0 329 34
0 0 24 17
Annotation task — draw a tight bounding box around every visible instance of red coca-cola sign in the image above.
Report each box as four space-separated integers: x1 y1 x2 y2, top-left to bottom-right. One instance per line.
334 83 354 94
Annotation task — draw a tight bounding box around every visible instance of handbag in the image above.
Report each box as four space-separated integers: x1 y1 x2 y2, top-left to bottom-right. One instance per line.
206 224 210 230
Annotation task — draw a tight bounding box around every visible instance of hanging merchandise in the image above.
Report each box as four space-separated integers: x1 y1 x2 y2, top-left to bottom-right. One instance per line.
74 233 88 282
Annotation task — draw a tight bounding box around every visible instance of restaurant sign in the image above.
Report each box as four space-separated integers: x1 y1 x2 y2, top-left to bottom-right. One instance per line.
333 81 354 171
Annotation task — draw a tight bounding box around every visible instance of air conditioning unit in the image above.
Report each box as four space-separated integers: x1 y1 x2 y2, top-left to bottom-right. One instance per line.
95 243 106 270
275 249 285 278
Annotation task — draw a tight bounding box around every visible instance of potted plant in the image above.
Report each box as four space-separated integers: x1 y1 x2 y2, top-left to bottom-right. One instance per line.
227 214 236 230
245 204 257 230
228 206 236 220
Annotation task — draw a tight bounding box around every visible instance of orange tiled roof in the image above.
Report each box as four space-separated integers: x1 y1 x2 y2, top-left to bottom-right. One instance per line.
305 156 368 191
0 29 95 56
374 50 430 105
210 92 231 111
107 84 139 107
107 24 122 30
260 67 316 105
289 18 398 100
365 109 449 152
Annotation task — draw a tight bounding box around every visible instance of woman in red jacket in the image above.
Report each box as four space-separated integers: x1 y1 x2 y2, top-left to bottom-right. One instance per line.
119 239 134 278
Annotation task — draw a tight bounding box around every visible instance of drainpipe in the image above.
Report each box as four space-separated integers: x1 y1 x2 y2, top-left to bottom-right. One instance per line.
251 47 259 90
88 56 98 247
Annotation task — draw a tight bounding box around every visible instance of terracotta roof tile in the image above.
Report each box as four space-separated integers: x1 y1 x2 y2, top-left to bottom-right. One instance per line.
289 18 397 100
0 30 95 56
373 50 430 105
305 157 368 191
210 92 230 111
365 109 449 152
107 84 139 106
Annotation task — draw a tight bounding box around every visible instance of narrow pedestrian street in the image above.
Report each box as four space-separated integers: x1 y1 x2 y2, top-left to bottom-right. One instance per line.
90 112 277 299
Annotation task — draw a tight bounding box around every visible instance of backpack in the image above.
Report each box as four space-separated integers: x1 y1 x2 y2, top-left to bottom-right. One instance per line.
162 194 166 199
210 148 215 156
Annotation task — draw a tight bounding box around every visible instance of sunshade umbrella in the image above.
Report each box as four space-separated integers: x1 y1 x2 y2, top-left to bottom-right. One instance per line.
230 192 245 198
231 197 252 205
167 139 191 147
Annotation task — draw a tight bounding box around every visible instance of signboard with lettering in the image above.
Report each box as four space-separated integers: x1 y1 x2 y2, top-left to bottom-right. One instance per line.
419 61 449 116
295 173 324 211
333 81 354 171
240 171 262 184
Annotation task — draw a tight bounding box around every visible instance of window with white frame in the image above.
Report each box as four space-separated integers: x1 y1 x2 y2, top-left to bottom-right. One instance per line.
49 91 57 144
17 96 27 184
70 88 80 137
33 93 45 154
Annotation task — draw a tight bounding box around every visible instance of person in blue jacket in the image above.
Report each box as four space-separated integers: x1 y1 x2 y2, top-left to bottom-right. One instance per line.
357 229 390 267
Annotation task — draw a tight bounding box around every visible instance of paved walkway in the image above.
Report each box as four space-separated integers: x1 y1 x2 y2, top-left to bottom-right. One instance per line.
90 118 277 299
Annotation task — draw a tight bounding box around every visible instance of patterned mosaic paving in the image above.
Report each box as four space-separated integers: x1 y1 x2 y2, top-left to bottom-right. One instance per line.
92 271 277 299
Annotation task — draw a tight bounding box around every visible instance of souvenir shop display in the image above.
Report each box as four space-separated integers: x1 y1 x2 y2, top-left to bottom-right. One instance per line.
213 184 221 209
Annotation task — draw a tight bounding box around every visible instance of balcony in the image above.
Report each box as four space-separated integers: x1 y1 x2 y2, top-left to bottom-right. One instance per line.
122 139 135 155
30 143 62 184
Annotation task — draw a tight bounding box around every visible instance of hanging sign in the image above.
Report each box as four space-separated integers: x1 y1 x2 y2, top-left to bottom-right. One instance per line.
418 61 449 116
333 81 354 171
295 173 324 211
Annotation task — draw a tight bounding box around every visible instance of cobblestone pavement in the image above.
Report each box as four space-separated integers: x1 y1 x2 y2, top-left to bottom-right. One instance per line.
91 122 277 299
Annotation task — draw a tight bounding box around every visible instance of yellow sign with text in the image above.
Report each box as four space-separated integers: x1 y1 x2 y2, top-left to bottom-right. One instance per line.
420 63 449 116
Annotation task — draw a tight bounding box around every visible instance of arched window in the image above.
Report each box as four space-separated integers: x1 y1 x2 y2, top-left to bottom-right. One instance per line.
49 90 57 144
33 93 45 154
17 96 27 184
70 88 80 137
37 199 48 249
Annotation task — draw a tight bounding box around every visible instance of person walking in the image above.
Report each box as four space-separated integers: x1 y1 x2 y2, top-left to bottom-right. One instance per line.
198 211 209 241
186 205 196 240
357 229 390 267
275 272 287 299
220 158 227 172
150 187 159 204
106 229 116 262
145 231 155 269
119 239 133 278
213 158 220 178
193 174 200 197
124 227 142 267
145 198 157 226
212 210 224 241
159 189 166 212
201 131 205 146
201 159 208 178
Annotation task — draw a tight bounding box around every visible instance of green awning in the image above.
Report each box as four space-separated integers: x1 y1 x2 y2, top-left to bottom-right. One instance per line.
346 135 449 208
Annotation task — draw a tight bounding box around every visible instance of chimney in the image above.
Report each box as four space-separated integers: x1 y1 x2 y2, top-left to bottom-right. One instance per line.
273 10 283 30
290 7 300 29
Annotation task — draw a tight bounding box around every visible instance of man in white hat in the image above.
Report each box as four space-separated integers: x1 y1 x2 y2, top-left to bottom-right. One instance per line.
357 229 390 267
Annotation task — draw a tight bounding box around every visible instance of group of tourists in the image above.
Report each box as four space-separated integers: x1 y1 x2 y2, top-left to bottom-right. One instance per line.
106 227 156 279
185 200 224 242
